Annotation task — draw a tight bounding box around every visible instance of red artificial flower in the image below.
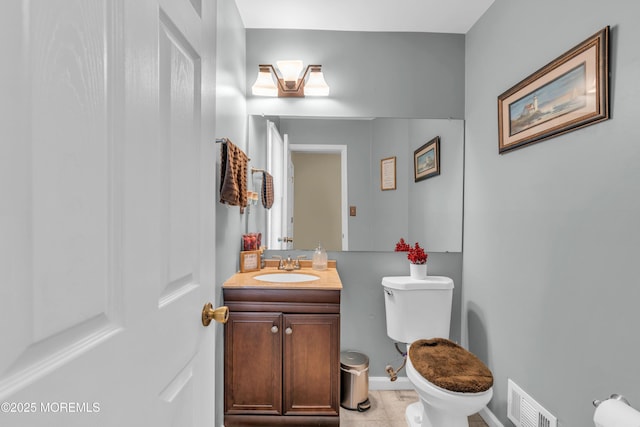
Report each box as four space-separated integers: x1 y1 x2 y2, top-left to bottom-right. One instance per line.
395 239 428 264
394 238 411 252
407 242 427 265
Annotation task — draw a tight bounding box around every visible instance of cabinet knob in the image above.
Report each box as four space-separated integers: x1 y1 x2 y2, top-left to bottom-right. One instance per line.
271 326 279 334
285 327 293 335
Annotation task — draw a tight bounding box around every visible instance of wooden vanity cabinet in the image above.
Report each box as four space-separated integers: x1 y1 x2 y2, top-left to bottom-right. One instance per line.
223 288 340 427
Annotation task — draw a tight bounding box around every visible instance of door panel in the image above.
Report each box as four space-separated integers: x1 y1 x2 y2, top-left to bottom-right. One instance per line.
283 314 340 416
31 0 113 342
158 9 201 305
225 312 283 415
0 1 217 426
1 0 121 400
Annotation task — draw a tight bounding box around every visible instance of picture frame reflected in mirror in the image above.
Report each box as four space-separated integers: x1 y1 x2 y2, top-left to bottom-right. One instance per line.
414 136 441 182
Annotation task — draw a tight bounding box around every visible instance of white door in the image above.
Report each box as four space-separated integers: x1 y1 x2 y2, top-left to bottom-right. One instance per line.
0 1 218 426
267 121 290 250
286 146 295 247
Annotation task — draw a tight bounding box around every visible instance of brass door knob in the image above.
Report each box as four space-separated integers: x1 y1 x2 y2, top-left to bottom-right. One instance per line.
202 303 229 326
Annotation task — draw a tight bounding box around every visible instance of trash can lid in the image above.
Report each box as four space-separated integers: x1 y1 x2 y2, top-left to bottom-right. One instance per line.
340 351 369 370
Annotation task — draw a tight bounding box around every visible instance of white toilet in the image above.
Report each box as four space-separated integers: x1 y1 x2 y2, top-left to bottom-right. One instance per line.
382 276 493 427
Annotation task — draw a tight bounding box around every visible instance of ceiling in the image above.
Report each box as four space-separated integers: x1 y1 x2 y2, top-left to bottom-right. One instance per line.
233 0 495 34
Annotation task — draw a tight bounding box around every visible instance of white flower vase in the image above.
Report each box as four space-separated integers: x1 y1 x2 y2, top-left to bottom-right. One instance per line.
409 263 427 280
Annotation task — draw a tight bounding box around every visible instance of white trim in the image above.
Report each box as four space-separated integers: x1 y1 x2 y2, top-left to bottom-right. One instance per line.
369 376 413 390
266 122 273 246
288 144 349 250
267 121 287 249
479 406 504 427
282 133 290 248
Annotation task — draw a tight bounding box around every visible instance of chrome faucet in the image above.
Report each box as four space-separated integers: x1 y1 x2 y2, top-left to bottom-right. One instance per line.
277 255 306 271
294 255 306 270
271 255 283 270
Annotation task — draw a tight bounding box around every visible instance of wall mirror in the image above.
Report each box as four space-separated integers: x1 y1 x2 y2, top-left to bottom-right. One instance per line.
245 115 464 253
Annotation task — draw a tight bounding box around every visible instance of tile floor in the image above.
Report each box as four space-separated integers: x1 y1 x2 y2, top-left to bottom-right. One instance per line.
339 389 488 427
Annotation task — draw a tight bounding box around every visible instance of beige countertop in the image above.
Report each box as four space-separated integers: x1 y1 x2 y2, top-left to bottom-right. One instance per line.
223 261 342 290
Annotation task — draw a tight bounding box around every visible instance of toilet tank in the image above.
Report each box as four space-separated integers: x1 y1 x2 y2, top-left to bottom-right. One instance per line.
381 276 454 343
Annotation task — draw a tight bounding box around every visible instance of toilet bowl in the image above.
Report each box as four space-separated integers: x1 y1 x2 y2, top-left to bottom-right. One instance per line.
381 276 493 427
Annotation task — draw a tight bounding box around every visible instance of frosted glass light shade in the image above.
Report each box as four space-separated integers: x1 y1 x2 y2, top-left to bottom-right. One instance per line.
304 68 330 96
276 60 304 82
251 69 277 97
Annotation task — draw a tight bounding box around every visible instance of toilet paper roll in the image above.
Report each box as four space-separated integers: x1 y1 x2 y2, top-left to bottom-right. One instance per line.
594 399 640 427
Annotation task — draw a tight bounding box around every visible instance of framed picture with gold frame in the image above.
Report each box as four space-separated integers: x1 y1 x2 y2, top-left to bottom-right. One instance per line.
240 250 260 273
498 26 609 153
380 156 396 191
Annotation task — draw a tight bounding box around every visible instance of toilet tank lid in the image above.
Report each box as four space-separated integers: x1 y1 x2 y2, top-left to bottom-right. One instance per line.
381 276 454 290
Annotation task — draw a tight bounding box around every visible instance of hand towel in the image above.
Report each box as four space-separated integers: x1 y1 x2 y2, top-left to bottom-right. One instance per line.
219 140 248 213
262 171 274 209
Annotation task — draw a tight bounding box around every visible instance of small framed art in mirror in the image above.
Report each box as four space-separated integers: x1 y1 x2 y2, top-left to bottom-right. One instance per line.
414 136 440 182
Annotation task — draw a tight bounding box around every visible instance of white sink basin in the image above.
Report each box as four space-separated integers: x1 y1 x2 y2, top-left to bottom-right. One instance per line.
254 273 320 283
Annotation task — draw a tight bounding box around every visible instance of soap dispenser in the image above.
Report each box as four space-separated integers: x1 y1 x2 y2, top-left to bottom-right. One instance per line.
312 242 327 271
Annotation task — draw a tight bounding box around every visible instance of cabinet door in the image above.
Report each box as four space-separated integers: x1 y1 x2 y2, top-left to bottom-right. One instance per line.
225 312 282 414
283 314 340 415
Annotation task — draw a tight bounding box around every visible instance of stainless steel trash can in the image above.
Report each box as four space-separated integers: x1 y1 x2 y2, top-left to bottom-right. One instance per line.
340 351 371 411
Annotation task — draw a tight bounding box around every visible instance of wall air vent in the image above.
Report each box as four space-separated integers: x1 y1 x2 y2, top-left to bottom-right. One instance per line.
507 379 557 427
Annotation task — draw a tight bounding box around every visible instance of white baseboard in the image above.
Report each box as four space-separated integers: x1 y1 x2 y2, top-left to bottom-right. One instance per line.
369 376 413 390
479 406 504 427
369 376 503 427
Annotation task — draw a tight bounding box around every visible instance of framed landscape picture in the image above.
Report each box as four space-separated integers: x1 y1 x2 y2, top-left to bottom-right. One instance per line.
498 26 609 153
414 136 440 182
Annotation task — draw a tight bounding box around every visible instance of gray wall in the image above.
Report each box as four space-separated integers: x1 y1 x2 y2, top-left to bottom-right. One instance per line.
371 119 410 249
215 0 246 282
246 30 465 119
370 119 465 253
407 119 464 252
465 1 640 425
215 1 246 426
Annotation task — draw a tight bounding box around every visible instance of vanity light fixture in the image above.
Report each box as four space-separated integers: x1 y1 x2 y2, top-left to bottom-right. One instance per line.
251 60 330 97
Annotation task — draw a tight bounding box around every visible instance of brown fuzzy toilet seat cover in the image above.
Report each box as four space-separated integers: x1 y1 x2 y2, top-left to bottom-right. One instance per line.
409 338 493 393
